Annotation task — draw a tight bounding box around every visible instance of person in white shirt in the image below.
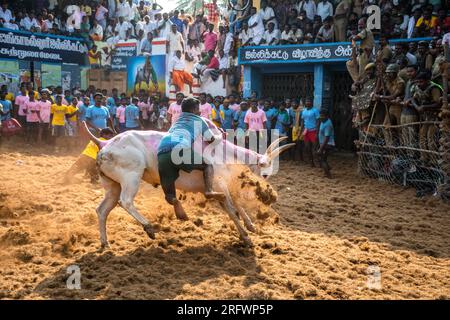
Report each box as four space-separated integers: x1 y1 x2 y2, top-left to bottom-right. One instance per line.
261 22 280 46
115 16 132 40
106 30 121 46
280 24 293 45
248 7 264 46
298 0 317 21
157 13 172 38
90 20 104 41
3 19 19 30
407 9 421 39
259 1 277 29
148 3 163 21
136 15 155 36
317 0 333 22
0 3 13 24
218 49 230 89
48 0 58 11
129 0 139 22
169 50 193 93
117 0 132 21
101 46 113 68
239 22 253 46
167 23 184 55
223 28 234 56
21 13 39 31
108 0 117 19
290 24 304 44
95 1 109 30
185 39 202 73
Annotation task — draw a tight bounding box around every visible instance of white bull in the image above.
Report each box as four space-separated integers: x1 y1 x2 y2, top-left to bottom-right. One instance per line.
84 121 293 247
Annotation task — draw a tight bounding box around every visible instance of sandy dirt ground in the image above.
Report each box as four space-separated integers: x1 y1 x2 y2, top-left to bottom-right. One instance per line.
0 139 449 300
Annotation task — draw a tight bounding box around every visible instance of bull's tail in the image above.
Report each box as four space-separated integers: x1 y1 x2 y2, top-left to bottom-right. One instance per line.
82 121 108 149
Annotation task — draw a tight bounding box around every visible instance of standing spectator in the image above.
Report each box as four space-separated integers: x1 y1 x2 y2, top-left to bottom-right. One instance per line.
50 95 69 147
408 8 422 39
204 0 220 27
188 14 206 44
167 23 184 55
280 24 293 44
37 89 52 144
432 8 450 37
116 97 127 132
334 0 350 42
220 99 235 130
414 8 437 37
167 92 183 126
86 93 113 133
170 10 184 34
14 86 28 126
0 91 12 122
223 26 234 56
203 23 218 53
88 44 101 68
298 0 317 21
317 0 333 23
95 1 109 30
157 13 172 38
117 0 132 21
300 97 320 167
199 93 213 121
317 109 335 178
248 7 264 46
245 99 267 152
260 1 277 29
352 18 374 78
125 97 142 131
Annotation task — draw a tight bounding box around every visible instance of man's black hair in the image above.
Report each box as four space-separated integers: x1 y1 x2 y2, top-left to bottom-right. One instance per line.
100 127 115 137
416 70 431 81
181 98 199 113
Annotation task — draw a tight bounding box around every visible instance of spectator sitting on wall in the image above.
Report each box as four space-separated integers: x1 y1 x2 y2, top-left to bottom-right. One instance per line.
239 21 253 46
248 7 264 46
261 22 280 46
90 19 104 41
315 16 334 43
169 50 193 94
140 31 153 56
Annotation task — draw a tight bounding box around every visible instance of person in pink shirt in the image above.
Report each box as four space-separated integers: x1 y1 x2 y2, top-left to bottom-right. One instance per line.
167 93 184 126
198 93 212 120
228 94 240 112
14 86 29 126
116 97 127 132
244 100 267 153
23 92 40 143
202 23 218 52
138 95 152 129
37 89 52 144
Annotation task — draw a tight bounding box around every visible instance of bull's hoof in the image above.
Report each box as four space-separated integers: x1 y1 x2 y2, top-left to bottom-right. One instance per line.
143 224 156 239
98 242 110 252
241 236 253 247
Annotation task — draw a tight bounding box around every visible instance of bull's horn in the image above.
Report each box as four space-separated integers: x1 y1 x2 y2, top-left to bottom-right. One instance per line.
268 143 296 160
266 136 289 155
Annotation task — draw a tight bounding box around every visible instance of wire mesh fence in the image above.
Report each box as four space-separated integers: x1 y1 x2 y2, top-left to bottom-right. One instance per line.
355 120 445 197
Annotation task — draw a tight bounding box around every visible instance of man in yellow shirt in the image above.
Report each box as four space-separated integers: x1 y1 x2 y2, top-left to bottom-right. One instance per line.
88 44 101 68
63 128 115 184
50 95 69 149
415 9 438 37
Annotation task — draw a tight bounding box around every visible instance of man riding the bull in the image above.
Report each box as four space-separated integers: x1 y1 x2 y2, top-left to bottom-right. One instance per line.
157 97 225 218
